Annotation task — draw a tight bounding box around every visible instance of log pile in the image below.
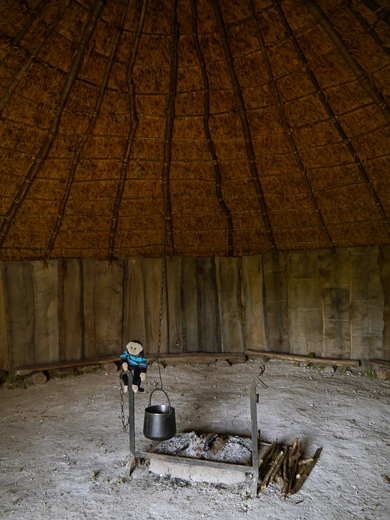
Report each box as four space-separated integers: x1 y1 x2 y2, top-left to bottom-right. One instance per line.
258 438 322 497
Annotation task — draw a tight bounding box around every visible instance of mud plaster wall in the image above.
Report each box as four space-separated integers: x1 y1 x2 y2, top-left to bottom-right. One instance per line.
1 245 390 371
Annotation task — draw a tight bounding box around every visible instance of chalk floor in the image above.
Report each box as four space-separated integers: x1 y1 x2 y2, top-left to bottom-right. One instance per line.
0 359 389 520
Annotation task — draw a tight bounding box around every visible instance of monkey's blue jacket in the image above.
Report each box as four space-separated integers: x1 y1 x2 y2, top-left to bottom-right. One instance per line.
120 350 147 371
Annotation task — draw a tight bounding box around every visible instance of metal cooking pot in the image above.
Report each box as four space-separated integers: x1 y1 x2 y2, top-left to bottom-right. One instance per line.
143 388 176 441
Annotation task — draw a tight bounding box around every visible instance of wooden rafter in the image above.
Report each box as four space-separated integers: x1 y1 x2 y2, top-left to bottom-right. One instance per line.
274 0 390 237
161 0 179 257
210 0 277 256
45 0 131 264
108 0 149 262
0 0 105 250
304 0 390 125
360 0 390 26
0 0 74 114
248 0 336 254
345 0 390 58
11 0 50 47
190 0 234 256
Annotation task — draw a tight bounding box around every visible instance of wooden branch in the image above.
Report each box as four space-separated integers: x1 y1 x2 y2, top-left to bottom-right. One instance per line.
271 446 288 483
45 0 131 263
0 0 105 250
245 349 360 367
274 0 390 238
291 447 322 495
11 0 51 47
108 0 149 262
360 0 390 27
304 0 390 125
211 0 277 257
161 0 179 256
259 440 277 480
261 448 283 489
258 443 274 467
0 0 73 114
345 0 390 58
191 0 234 256
287 450 301 493
248 0 335 254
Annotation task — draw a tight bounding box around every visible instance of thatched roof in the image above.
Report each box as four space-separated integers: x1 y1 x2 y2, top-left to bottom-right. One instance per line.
0 0 389 260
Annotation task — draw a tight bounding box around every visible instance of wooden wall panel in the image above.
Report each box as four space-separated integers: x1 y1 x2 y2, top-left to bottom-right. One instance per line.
195 257 221 353
215 257 245 353
180 257 199 353
350 247 384 360
3 262 35 367
380 246 390 361
288 251 323 357
319 249 350 359
262 252 290 353
32 261 59 364
143 258 168 355
62 259 84 361
167 257 185 354
2 247 390 369
124 258 146 349
82 259 123 358
0 264 8 371
242 255 268 352
124 257 168 357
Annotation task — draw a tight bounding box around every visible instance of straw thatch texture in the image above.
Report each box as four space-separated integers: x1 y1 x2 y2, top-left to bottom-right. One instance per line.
0 0 390 260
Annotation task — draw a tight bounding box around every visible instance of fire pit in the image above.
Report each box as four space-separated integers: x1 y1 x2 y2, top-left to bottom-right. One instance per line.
124 367 321 496
148 432 254 485
124 368 267 495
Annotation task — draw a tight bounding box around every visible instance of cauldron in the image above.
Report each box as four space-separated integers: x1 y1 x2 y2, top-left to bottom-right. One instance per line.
143 388 176 441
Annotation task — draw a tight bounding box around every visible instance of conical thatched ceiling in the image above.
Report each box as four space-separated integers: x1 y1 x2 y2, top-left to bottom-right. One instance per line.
0 0 389 260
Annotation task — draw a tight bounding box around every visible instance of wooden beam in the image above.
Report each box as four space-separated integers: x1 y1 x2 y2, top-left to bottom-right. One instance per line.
304 0 390 125
345 0 390 58
275 0 390 238
15 355 120 376
368 359 390 369
245 349 360 367
161 0 179 256
15 352 248 376
0 0 105 249
249 0 336 254
191 0 234 256
108 0 148 261
0 0 72 113
360 0 390 27
211 0 277 256
45 0 131 263
11 0 50 47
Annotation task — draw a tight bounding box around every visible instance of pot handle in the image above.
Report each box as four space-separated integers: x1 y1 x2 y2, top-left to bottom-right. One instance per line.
149 388 172 412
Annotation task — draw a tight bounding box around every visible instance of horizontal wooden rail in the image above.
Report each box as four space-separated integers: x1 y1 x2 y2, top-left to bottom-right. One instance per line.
368 359 390 369
14 352 248 376
245 350 360 367
14 349 365 378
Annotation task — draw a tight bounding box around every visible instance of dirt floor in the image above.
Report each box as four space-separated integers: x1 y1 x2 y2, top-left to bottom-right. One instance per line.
1 359 389 520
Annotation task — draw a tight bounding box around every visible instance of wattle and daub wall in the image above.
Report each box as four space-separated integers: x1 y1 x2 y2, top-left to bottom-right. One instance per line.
1 246 390 372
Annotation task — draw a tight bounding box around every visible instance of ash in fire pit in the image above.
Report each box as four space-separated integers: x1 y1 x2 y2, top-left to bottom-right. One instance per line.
148 432 254 486
153 432 252 465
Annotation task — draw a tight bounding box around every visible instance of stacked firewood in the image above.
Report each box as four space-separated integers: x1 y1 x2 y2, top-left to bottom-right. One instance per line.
258 438 322 497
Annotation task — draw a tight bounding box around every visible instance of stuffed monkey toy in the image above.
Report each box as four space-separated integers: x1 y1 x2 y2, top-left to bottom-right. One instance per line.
120 340 147 393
